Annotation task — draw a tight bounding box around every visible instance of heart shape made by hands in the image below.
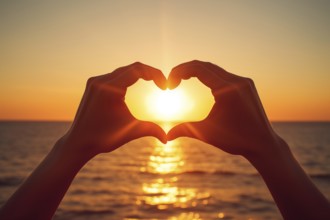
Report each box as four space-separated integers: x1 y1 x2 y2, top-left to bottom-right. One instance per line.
126 78 214 131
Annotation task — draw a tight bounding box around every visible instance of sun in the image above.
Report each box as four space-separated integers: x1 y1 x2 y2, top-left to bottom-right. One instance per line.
146 89 191 121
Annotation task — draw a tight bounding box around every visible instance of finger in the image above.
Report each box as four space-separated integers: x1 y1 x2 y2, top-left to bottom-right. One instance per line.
92 65 131 82
112 62 167 90
202 62 241 82
167 122 201 141
168 60 227 90
133 121 167 144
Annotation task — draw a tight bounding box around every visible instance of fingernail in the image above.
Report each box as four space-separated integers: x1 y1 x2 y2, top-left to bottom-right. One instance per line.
167 81 175 90
165 81 171 89
162 137 167 144
162 82 167 90
166 134 173 141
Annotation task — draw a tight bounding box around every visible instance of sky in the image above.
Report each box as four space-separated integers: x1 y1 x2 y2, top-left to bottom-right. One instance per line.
0 0 329 121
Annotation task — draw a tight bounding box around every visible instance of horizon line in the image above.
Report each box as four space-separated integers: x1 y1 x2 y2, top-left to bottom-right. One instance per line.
1 119 330 123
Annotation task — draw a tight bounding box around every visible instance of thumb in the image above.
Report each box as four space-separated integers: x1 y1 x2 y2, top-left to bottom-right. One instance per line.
167 122 199 141
135 121 167 144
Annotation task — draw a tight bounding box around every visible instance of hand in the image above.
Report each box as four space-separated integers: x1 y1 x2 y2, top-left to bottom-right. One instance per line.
62 62 167 161
167 60 281 159
0 62 168 220
166 61 330 219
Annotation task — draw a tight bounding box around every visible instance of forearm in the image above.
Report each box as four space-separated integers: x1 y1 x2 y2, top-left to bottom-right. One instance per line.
0 137 89 220
247 136 330 220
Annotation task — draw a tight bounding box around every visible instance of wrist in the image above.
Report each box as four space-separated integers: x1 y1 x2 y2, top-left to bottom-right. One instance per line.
52 135 94 170
245 134 294 172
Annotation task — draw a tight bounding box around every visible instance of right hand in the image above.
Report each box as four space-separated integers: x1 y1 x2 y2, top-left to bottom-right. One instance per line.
167 60 284 160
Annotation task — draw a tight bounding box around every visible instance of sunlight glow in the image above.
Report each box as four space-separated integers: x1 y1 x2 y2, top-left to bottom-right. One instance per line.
146 89 193 121
138 140 198 211
147 141 184 174
137 139 211 216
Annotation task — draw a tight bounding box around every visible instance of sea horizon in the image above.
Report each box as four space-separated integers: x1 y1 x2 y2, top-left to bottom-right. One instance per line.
1 119 330 123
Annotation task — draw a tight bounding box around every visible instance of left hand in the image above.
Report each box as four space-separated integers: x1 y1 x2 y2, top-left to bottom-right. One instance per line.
61 62 167 161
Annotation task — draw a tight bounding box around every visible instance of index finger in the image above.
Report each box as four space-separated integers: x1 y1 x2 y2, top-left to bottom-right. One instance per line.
168 60 227 90
112 62 167 90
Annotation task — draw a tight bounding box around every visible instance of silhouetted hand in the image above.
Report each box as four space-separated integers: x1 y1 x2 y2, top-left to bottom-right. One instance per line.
167 61 330 220
167 60 279 159
0 62 168 220
62 62 167 160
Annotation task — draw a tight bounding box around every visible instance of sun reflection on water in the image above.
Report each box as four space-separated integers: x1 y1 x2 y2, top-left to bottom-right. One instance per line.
136 130 211 219
147 141 184 174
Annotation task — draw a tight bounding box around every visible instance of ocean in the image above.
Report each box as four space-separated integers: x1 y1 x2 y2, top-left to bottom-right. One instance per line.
0 121 329 220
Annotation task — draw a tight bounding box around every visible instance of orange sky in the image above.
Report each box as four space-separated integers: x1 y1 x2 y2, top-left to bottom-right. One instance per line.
0 1 330 121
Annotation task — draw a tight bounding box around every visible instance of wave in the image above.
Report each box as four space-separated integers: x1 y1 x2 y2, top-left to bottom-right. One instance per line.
57 209 115 217
182 170 238 176
71 210 115 215
139 169 330 179
310 173 330 179
0 176 23 186
139 169 258 176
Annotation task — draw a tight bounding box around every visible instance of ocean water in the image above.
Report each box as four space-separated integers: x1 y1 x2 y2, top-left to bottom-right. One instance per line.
0 121 329 220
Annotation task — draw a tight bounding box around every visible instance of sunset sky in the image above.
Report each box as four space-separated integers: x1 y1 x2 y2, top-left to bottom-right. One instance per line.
0 0 329 121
